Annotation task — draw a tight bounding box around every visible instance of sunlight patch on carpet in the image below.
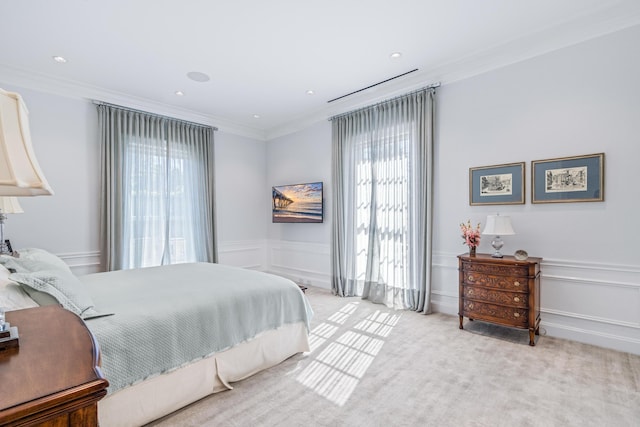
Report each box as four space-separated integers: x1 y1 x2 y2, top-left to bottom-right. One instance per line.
297 306 401 406
308 302 359 352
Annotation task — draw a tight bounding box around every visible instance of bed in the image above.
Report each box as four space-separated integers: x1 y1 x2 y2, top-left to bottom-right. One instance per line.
0 249 313 427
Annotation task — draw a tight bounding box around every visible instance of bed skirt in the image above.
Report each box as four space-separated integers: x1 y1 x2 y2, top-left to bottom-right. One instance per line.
98 321 309 427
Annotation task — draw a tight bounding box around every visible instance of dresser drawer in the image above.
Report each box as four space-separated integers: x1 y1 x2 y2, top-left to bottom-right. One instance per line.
462 284 528 307
463 271 528 292
462 300 529 328
462 261 528 278
458 254 542 346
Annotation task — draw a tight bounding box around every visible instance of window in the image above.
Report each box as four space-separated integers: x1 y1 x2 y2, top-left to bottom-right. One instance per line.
98 104 217 270
331 88 434 312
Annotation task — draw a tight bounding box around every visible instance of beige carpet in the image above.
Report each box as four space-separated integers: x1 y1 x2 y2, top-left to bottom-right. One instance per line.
147 287 640 427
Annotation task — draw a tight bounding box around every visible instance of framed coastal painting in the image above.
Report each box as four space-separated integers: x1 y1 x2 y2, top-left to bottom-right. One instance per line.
531 153 604 203
469 162 525 206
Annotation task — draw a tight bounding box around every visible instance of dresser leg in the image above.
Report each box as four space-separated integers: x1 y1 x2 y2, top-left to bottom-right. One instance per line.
459 315 463 329
529 329 536 346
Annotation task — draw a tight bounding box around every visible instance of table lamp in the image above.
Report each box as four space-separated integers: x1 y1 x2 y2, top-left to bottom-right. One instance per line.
0 88 54 196
0 197 23 255
482 214 515 258
0 88 54 350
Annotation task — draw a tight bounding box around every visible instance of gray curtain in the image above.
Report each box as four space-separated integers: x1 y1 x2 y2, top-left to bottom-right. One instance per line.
98 103 217 271
331 88 434 313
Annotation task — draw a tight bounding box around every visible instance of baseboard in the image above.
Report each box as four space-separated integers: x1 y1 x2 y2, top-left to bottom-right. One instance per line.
431 251 640 355
58 246 639 355
267 240 331 289
541 320 640 355
58 251 102 275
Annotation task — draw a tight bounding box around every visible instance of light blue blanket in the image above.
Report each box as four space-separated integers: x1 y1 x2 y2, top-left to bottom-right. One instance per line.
81 263 313 394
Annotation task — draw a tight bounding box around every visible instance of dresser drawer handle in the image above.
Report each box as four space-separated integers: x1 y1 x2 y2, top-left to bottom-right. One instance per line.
513 312 520 318
468 275 474 282
468 289 474 296
513 296 520 302
513 281 520 287
468 303 474 309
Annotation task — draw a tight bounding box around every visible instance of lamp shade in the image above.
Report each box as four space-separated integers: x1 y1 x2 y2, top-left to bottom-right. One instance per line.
0 88 53 196
482 215 515 236
0 197 23 214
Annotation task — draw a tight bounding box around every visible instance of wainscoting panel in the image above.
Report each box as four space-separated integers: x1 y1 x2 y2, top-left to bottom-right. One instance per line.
61 241 270 275
217 240 268 270
59 251 102 275
429 252 460 314
431 252 640 355
267 240 331 289
60 247 639 354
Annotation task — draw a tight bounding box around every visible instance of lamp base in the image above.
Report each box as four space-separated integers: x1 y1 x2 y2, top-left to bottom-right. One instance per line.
0 324 19 351
491 236 505 258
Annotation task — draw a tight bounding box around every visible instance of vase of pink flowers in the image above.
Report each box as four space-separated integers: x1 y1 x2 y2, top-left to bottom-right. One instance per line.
460 220 481 256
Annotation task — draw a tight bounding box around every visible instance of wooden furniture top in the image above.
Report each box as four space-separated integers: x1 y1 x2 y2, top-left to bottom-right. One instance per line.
0 305 108 424
458 253 542 266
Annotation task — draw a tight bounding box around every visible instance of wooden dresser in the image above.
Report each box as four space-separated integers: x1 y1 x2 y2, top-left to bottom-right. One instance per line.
458 253 542 346
0 306 108 426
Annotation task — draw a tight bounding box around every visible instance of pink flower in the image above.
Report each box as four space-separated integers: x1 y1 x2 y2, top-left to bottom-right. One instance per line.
460 220 481 249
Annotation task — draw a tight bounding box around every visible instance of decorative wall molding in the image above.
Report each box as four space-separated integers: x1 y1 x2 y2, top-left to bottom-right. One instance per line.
542 307 639 330
58 251 102 275
217 239 268 270
57 246 638 354
267 240 331 289
0 64 267 140
542 319 640 356
432 251 640 355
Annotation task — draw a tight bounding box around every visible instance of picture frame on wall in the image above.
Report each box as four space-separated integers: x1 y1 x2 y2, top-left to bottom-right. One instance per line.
469 162 525 206
531 153 604 203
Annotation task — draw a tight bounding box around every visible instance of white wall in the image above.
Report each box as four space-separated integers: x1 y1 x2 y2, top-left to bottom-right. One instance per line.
0 83 269 273
214 132 269 269
265 121 332 286
263 26 640 354
2 25 638 354
0 85 100 272
431 25 640 354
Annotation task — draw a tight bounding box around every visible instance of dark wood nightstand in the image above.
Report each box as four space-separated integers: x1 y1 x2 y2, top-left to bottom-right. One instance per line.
0 306 109 426
458 253 542 346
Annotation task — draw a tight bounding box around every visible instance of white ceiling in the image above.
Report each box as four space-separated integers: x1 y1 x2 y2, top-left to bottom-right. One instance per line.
1 0 640 139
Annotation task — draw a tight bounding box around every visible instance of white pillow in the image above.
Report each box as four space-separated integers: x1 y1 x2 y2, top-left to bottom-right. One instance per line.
0 264 11 287
10 268 96 317
0 283 39 311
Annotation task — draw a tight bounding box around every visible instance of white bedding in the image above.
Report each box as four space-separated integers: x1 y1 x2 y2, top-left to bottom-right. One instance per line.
99 321 309 427
0 255 312 427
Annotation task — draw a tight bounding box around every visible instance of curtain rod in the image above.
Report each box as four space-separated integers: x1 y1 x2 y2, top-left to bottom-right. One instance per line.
92 100 219 131
328 82 440 122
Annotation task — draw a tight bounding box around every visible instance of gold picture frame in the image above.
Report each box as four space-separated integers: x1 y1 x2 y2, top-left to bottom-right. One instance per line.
531 153 604 203
469 162 525 206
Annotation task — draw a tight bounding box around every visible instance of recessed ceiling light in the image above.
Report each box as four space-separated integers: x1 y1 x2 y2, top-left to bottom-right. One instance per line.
253 114 260 119
175 91 184 96
306 90 315 95
389 52 402 59
187 71 210 82
52 56 67 63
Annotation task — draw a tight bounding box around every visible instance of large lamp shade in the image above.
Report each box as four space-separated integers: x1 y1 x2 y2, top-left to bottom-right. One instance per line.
482 214 515 258
0 88 53 196
482 215 515 236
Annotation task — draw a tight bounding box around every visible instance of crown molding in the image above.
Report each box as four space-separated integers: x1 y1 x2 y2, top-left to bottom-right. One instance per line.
266 14 640 140
2 4 639 143
0 65 269 141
